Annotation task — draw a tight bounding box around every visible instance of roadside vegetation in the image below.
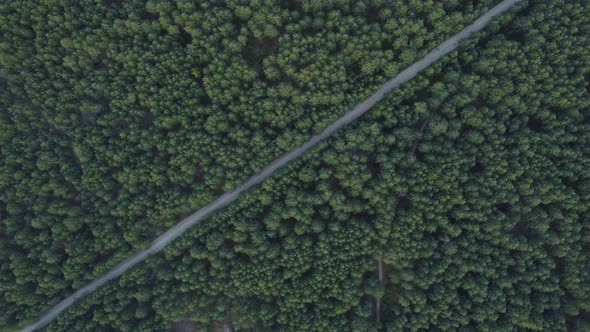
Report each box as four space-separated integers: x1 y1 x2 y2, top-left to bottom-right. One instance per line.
0 1 504 329
10 0 588 331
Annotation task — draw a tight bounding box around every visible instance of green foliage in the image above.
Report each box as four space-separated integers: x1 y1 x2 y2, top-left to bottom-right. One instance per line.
3 0 590 331
376 1 590 330
0 0 501 328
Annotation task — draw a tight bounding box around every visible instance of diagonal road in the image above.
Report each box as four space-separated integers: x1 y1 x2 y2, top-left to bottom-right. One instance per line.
21 0 522 330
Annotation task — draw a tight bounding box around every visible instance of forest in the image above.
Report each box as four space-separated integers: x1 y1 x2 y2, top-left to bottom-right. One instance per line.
0 0 501 329
1 0 589 331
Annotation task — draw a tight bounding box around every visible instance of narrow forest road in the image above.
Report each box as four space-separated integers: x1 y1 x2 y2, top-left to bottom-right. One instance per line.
376 259 383 322
21 0 522 330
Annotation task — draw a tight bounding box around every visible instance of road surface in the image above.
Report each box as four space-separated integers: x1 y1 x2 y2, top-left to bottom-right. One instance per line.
21 0 522 330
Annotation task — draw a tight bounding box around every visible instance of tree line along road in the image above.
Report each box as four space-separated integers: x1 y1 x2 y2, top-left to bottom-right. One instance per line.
21 0 523 330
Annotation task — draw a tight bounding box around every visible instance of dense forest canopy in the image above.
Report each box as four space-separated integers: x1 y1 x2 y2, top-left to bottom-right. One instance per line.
0 0 503 329
1 0 590 331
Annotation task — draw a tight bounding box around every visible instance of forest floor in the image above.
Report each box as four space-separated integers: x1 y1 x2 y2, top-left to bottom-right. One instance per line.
21 0 523 331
